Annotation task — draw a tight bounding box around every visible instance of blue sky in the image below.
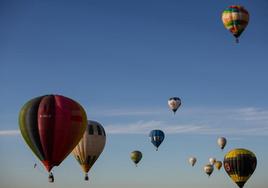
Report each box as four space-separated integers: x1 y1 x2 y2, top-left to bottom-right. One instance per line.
1 0 268 188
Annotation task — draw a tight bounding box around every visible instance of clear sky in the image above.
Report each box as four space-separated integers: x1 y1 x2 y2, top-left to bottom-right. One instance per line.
1 0 268 188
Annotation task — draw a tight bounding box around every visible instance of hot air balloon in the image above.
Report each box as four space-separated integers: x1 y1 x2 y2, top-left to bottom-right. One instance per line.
204 164 214 177
209 157 216 165
215 161 222 170
224 148 257 188
222 5 249 43
168 97 181 114
188 157 197 167
19 95 87 182
149 130 165 151
72 120 106 181
217 137 227 150
130 151 142 167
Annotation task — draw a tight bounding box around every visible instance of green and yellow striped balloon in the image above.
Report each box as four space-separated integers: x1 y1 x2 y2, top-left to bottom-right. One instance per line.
224 148 257 188
222 5 249 43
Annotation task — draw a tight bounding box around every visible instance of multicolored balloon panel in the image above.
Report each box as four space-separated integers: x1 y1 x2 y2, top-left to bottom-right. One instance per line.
224 148 257 188
19 95 87 172
222 5 249 42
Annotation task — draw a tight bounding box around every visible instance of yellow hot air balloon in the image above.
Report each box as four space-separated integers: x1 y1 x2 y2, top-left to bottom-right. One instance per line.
215 161 222 170
222 5 249 43
224 148 257 188
72 120 106 181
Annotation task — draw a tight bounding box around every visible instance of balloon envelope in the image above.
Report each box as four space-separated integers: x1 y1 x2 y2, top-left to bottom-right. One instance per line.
130 151 142 166
222 5 249 42
204 164 214 176
217 137 227 150
224 148 257 188
149 130 165 151
19 95 87 172
72 120 106 180
215 161 223 170
168 97 181 114
209 157 216 165
188 157 197 167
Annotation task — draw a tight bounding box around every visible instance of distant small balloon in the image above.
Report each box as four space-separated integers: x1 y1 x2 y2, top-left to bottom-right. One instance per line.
188 157 197 167
149 130 165 151
222 5 249 43
204 164 214 177
168 97 181 114
130 151 142 167
209 157 216 165
217 137 227 150
215 161 222 170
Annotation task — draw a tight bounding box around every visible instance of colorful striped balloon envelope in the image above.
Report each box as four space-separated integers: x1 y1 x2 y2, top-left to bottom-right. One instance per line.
222 5 249 43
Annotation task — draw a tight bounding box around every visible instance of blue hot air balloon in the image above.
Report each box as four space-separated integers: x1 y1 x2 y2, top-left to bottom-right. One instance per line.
149 130 165 151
